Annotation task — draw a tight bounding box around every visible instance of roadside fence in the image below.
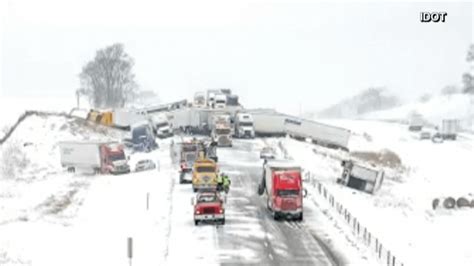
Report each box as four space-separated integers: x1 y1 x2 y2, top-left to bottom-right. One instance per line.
302 170 405 266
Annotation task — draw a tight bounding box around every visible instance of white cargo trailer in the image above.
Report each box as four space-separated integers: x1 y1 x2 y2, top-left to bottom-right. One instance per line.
250 111 287 137
408 113 424 131
439 119 459 140
59 141 130 174
284 117 350 150
113 109 146 130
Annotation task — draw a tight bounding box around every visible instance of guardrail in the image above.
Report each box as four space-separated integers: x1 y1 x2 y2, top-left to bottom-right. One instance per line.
303 170 405 266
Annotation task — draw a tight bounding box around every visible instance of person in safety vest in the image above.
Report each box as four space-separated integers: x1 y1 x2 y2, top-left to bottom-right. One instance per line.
222 173 231 194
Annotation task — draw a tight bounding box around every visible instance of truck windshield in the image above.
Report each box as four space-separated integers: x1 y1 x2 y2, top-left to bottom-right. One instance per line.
216 129 231 135
197 194 217 203
239 122 253 127
277 189 299 197
196 166 215 173
182 145 197 152
110 153 126 161
156 122 168 128
132 127 147 140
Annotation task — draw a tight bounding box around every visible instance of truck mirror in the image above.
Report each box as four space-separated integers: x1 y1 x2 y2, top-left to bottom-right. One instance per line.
191 197 195 206
303 188 308 198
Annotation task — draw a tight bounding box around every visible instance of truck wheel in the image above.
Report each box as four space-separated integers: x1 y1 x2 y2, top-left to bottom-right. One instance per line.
194 220 199 226
221 218 225 225
273 212 279 221
193 188 198 193
297 213 303 221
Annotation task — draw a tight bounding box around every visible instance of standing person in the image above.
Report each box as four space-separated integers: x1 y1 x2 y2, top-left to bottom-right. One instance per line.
216 172 224 192
223 173 231 194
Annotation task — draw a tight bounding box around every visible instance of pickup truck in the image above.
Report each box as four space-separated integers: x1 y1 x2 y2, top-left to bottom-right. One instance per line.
192 191 226 225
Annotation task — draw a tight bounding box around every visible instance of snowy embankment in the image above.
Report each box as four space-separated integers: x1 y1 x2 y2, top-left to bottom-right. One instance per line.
279 118 474 266
362 93 474 131
0 97 90 139
0 114 176 265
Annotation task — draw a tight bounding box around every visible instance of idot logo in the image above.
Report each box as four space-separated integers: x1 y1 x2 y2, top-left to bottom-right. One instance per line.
420 12 447 23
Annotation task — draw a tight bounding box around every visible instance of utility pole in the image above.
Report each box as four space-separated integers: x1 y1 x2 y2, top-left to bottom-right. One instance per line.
76 89 80 108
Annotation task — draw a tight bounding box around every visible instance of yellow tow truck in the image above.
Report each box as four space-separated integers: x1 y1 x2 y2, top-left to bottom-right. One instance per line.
192 156 218 192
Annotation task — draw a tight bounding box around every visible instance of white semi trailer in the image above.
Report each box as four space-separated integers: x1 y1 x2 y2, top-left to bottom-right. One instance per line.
284 117 350 151
250 110 287 137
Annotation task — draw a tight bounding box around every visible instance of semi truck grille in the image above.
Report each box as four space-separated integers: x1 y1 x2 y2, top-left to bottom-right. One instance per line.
203 207 216 214
282 199 297 210
218 136 230 144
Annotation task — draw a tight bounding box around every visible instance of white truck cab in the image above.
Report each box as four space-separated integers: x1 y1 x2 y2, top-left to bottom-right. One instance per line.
151 114 173 138
214 94 227 109
235 113 255 138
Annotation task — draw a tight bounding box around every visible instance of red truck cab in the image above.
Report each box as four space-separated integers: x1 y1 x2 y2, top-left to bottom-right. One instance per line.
261 160 305 221
192 191 225 225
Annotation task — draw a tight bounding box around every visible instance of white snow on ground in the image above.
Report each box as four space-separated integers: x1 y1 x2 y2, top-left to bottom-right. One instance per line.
0 114 172 265
0 146 174 266
279 118 474 265
361 93 474 131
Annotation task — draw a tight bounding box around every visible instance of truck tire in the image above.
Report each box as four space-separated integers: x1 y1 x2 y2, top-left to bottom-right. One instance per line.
297 213 303 221
193 188 198 193
273 212 280 221
194 220 199 226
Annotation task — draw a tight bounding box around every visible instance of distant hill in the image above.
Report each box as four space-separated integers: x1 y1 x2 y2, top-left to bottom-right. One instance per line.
363 93 474 130
314 88 401 119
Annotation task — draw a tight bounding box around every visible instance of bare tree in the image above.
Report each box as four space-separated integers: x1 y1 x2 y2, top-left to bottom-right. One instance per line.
441 85 458 96
79 43 138 108
463 44 474 94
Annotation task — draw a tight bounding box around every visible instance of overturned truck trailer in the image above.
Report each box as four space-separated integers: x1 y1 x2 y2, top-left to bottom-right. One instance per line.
337 160 384 194
284 117 350 151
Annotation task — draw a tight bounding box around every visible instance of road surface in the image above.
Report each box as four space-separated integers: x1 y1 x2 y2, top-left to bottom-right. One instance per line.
166 139 339 265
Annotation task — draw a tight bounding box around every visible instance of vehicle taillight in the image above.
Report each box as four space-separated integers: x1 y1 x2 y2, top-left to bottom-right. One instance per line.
195 210 200 214
219 209 224 214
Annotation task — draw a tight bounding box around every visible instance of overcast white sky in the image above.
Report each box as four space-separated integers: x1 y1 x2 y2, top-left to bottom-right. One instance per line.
1 0 473 114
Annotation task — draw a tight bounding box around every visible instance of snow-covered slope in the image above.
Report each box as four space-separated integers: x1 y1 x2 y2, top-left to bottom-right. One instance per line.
363 93 474 130
0 96 90 139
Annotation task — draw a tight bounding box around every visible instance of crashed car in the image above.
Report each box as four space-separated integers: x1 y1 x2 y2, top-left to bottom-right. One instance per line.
260 147 276 159
192 190 225 225
135 159 156 172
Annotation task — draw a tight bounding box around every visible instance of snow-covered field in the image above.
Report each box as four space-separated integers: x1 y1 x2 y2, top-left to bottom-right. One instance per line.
362 93 474 131
280 118 474 265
